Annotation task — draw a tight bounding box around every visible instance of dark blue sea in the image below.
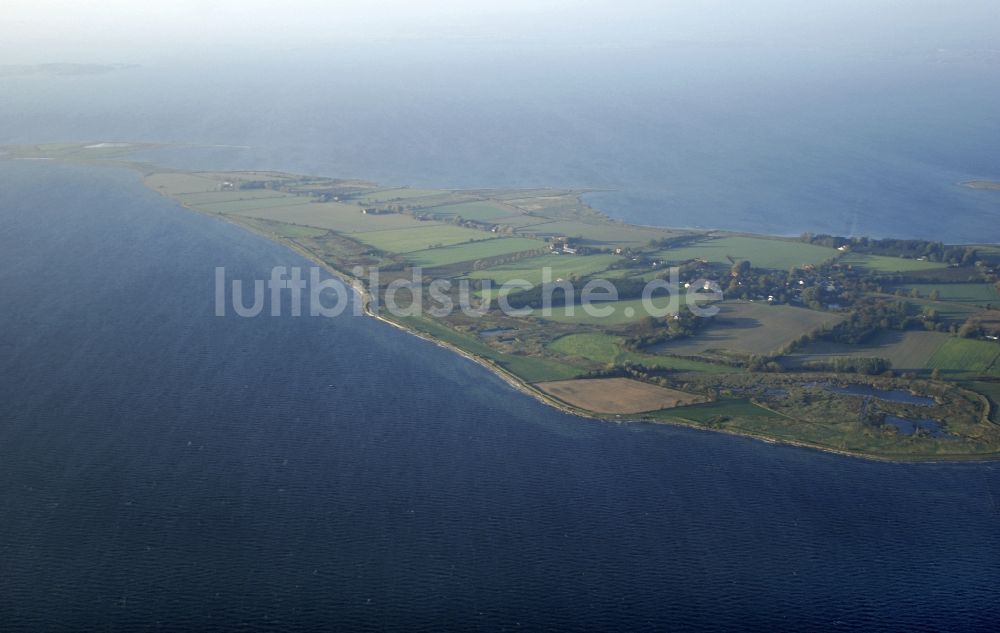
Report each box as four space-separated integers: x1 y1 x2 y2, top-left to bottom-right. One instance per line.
1 159 999 631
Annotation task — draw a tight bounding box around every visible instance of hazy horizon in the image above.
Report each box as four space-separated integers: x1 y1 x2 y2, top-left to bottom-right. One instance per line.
3 1 1000 242
3 1 1000 63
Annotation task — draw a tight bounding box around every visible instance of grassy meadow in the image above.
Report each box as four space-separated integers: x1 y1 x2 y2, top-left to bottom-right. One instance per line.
840 253 949 273
547 333 734 374
656 236 838 269
649 302 843 357
468 253 620 286
892 283 1000 306
354 225 500 253
539 295 684 326
405 238 545 268
788 330 950 372
927 338 1000 377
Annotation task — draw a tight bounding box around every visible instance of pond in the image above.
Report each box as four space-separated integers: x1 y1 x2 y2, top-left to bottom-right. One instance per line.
883 415 956 439
806 382 937 406
479 327 517 338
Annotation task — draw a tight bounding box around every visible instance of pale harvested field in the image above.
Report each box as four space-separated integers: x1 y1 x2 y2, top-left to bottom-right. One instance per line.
535 377 704 414
651 302 844 356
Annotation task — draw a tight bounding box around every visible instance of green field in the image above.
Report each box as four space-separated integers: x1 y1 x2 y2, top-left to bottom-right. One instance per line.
906 297 981 325
927 338 1000 376
840 253 949 273
547 332 632 364
654 399 783 423
353 224 499 253
488 215 558 229
655 236 838 270
893 283 1000 305
788 330 950 371
398 316 580 383
650 302 843 356
261 221 330 239
469 253 620 286
174 189 290 205
194 195 312 213
965 381 1000 421
540 295 685 326
517 220 676 247
223 201 429 233
405 237 545 267
547 333 733 373
424 200 522 222
354 187 450 204
146 170 309 196
975 246 1000 266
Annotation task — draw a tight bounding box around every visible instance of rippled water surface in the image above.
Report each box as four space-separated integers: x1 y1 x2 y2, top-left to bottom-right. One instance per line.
1 162 998 631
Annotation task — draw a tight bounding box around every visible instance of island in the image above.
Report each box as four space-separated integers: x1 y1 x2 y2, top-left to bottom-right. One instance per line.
7 141 1000 461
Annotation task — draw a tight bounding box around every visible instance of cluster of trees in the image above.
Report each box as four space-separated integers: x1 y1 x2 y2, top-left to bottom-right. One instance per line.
957 317 1000 339
334 199 521 237
645 235 704 250
623 309 710 349
722 262 850 308
240 179 288 190
608 254 664 270
500 277 651 310
745 355 784 372
581 362 658 380
443 215 488 230
768 299 939 357
801 357 892 375
738 352 890 375
820 300 939 344
579 362 712 396
800 233 978 265
721 249 995 311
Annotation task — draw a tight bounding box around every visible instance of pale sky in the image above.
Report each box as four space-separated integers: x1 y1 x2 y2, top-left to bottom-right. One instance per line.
2 1 999 62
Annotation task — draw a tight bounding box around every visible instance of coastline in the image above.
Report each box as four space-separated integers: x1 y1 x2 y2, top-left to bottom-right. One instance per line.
6 143 1000 463
193 204 1000 464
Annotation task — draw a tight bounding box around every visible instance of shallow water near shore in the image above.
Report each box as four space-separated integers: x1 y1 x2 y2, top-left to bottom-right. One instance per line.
1 161 999 631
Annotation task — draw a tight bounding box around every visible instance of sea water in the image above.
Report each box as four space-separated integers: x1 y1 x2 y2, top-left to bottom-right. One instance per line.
0 160 998 631
2 44 999 242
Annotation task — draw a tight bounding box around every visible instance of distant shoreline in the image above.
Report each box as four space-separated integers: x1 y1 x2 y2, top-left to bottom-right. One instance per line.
961 180 1000 191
